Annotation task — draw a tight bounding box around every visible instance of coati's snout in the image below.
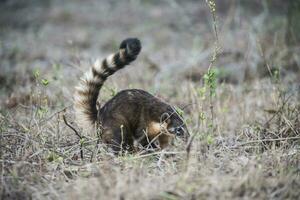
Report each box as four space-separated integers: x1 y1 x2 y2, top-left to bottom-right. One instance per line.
168 125 189 143
161 111 189 141
168 126 188 138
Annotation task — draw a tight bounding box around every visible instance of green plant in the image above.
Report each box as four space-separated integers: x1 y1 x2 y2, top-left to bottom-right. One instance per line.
203 0 219 134
203 68 217 98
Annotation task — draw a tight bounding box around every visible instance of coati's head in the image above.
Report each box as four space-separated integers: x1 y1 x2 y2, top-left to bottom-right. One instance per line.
160 107 189 141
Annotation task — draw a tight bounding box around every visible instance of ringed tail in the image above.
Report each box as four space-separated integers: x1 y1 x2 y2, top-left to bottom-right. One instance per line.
73 38 142 130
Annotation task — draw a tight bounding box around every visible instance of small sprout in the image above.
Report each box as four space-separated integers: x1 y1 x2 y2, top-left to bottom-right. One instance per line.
80 138 85 145
206 0 216 12
174 106 184 117
206 134 214 145
198 86 206 99
47 152 62 162
37 107 48 118
33 69 40 79
272 68 280 83
41 79 49 86
199 112 206 121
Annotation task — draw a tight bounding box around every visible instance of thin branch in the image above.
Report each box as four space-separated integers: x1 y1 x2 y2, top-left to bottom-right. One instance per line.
40 105 72 124
263 93 293 126
62 114 84 160
62 114 82 139
131 151 185 160
230 136 300 149
185 133 196 160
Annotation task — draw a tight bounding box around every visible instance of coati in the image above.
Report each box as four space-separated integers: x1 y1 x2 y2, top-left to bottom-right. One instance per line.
74 38 189 153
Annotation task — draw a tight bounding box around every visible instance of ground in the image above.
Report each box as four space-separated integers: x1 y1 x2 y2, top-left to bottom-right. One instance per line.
0 0 299 199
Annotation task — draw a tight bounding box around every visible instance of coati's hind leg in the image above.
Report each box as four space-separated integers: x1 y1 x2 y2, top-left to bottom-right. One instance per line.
106 126 134 154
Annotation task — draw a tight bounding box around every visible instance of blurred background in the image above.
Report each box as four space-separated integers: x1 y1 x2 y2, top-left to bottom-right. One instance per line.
0 0 299 107
0 1 299 199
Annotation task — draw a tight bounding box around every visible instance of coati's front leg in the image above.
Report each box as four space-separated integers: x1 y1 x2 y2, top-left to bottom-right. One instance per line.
158 134 172 149
134 127 159 150
134 121 173 150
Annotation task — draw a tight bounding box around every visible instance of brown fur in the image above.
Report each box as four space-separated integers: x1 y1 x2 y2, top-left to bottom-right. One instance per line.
74 38 188 153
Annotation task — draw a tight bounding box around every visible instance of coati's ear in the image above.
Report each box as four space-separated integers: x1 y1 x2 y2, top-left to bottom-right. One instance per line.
160 112 170 123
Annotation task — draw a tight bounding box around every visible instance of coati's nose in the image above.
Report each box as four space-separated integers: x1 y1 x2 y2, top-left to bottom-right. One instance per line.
175 127 185 136
168 127 185 136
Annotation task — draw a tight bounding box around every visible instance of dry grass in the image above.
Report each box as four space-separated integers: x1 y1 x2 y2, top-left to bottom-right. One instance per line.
0 0 299 199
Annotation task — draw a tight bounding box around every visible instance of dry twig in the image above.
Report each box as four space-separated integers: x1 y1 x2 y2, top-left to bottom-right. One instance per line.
62 113 84 160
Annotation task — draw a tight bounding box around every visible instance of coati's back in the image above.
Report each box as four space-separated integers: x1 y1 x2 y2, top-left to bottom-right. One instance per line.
74 38 188 153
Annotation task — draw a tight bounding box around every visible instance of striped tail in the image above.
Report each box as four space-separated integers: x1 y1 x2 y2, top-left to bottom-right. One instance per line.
74 38 141 130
